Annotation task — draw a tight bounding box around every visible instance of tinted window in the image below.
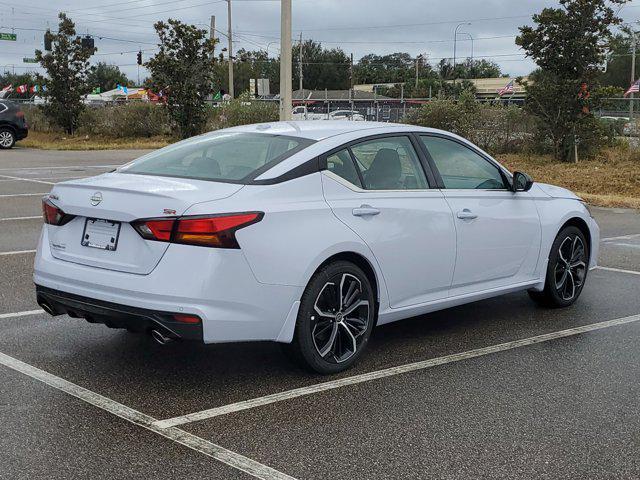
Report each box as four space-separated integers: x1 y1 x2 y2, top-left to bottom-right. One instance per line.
350 136 428 190
326 149 362 187
420 136 507 190
121 132 314 182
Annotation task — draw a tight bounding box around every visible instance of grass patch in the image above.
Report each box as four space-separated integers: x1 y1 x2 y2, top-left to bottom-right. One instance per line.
498 146 640 210
19 131 173 151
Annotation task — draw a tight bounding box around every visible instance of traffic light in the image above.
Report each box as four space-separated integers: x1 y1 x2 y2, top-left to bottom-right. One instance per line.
137 51 142 66
44 31 52 51
81 36 94 51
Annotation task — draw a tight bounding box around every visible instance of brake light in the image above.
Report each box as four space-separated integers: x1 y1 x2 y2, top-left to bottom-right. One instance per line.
172 314 201 324
42 198 75 226
132 212 263 249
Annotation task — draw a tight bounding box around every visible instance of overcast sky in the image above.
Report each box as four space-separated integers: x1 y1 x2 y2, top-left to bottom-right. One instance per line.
0 0 638 85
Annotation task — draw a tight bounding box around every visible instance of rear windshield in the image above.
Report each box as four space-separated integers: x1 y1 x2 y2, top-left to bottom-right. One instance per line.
120 132 314 183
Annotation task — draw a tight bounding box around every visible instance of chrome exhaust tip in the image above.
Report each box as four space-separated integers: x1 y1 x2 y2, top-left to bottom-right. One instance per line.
39 301 56 316
151 329 173 345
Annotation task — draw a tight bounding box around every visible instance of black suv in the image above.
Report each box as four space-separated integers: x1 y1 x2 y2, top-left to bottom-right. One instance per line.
0 100 29 149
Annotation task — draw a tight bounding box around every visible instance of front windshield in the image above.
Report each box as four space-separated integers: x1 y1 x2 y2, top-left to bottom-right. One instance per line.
120 132 314 183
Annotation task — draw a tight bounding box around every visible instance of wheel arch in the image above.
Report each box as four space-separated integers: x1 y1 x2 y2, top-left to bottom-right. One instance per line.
0 122 17 134
560 216 592 259
312 251 381 320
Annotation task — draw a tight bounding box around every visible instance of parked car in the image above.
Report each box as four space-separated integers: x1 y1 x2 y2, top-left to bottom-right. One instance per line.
0 100 29 149
292 105 327 120
328 110 366 121
34 122 599 374
292 106 365 121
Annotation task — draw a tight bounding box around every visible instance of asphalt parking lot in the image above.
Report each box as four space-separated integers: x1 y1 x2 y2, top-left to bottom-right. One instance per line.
1 147 640 480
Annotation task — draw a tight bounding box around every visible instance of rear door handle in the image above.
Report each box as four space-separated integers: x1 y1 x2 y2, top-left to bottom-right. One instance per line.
352 205 380 217
457 209 478 220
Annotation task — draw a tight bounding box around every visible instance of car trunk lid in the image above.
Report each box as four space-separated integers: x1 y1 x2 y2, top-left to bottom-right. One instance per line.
46 172 243 274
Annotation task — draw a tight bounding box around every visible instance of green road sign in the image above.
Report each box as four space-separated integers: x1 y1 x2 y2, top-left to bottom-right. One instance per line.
23 58 38 64
0 33 17 41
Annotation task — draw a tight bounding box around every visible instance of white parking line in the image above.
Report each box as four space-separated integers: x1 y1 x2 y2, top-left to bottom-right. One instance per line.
0 176 86 183
596 266 640 276
0 164 120 171
0 216 41 222
601 233 640 242
153 314 640 429
0 250 36 256
0 174 55 185
0 351 297 480
0 310 43 319
0 192 49 198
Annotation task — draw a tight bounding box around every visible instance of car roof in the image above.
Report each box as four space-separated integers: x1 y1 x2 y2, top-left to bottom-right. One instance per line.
219 120 435 141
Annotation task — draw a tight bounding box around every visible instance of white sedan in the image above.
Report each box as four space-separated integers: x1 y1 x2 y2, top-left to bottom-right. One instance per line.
34 121 599 374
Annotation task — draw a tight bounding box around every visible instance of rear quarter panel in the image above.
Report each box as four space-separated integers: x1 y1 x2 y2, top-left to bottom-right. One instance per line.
181 173 389 306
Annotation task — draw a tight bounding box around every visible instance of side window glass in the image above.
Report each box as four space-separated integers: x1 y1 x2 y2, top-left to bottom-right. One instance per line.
420 136 507 190
326 149 362 187
350 136 428 190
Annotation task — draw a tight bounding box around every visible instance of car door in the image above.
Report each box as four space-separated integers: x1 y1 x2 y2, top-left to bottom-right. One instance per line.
321 134 457 309
417 134 541 296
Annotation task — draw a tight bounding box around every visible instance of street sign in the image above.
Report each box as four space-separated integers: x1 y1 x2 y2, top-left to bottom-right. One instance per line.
0 32 17 41
23 58 38 64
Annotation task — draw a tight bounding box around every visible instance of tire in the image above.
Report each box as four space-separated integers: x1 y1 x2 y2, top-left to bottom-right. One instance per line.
528 226 589 308
0 128 15 149
283 261 376 374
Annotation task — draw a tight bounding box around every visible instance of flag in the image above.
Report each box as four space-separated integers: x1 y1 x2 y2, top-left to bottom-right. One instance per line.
0 85 12 99
41 85 47 92
624 79 640 97
29 85 39 94
16 84 27 94
497 80 514 97
123 85 128 95
92 87 101 94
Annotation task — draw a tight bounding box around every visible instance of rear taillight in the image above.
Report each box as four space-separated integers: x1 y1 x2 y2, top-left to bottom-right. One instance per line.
42 198 75 226
132 212 263 249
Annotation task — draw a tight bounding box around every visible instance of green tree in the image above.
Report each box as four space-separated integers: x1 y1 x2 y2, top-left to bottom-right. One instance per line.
598 30 638 89
516 0 627 160
87 62 129 92
145 19 217 138
35 13 95 134
293 40 350 90
355 53 417 84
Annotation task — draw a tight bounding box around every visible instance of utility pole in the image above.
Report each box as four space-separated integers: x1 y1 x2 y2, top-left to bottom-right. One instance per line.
210 15 216 58
415 55 420 89
349 53 354 113
298 32 303 93
227 0 234 98
631 33 637 119
279 0 292 120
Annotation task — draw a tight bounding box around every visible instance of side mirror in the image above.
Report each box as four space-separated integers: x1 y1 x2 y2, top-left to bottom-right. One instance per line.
512 171 534 192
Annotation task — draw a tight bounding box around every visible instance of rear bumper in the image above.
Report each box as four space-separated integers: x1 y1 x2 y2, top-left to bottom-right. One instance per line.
16 127 28 141
36 285 203 341
33 227 303 343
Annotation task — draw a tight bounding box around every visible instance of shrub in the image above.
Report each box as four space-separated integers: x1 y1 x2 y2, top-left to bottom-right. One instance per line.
21 105 58 133
404 93 537 154
403 90 479 139
78 102 171 138
207 94 279 131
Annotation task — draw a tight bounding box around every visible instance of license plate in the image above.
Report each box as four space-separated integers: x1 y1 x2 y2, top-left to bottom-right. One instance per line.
81 218 121 251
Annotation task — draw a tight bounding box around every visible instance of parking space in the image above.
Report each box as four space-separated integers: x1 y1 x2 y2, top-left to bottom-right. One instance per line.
1 148 640 479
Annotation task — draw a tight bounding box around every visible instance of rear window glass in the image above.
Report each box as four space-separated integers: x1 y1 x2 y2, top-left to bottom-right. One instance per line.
120 132 314 182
